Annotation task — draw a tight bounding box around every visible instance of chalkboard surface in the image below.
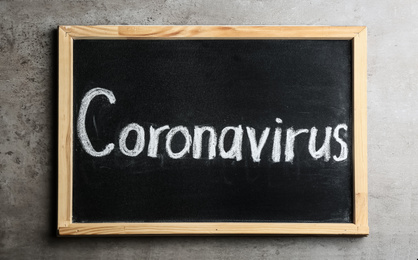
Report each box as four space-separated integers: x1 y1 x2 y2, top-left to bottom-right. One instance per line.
72 39 353 223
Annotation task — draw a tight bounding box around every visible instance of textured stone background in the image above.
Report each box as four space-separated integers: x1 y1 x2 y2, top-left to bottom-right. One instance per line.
1 0 417 259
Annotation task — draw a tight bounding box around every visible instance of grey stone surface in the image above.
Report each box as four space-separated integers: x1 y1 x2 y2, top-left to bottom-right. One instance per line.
1 0 417 259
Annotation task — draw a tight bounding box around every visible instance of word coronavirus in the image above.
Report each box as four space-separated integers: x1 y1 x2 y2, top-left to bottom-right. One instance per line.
77 88 349 163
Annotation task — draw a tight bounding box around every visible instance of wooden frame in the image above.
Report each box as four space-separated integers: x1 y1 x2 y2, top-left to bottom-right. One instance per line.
58 26 368 236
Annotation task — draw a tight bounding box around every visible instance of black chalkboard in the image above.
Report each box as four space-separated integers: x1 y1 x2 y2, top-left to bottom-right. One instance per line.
72 39 353 223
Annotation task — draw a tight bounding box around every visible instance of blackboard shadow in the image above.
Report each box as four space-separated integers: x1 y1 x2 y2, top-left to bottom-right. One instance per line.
47 235 367 251
48 28 58 239
48 31 364 240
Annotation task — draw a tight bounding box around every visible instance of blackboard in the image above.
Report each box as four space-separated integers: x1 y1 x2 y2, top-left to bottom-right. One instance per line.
58 26 368 235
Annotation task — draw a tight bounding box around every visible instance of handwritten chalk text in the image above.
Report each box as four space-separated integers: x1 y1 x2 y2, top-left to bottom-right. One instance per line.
78 88 349 163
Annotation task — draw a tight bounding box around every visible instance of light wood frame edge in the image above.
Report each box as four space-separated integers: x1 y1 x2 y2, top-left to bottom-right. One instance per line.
58 25 368 236
353 28 368 234
58 27 72 229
